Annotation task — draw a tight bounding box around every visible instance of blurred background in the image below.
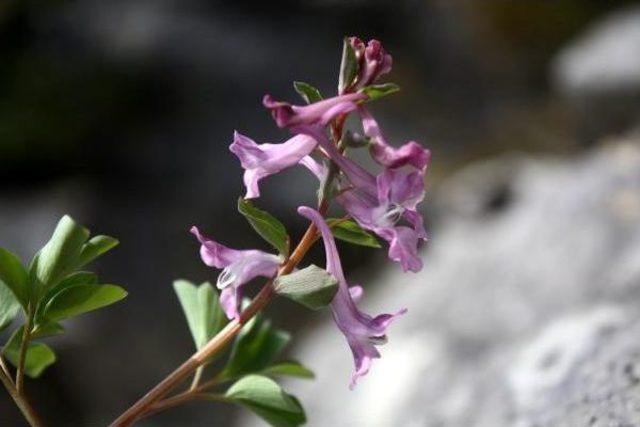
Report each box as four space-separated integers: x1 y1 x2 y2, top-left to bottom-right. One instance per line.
2 0 640 425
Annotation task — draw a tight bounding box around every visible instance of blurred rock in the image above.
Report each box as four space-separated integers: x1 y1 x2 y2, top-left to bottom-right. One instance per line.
552 5 640 142
553 5 640 95
244 135 640 426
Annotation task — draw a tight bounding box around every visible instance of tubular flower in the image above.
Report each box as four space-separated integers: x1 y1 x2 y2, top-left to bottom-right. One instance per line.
298 126 427 272
298 206 405 389
230 131 318 199
191 226 281 319
263 92 366 129
359 107 431 169
345 37 393 93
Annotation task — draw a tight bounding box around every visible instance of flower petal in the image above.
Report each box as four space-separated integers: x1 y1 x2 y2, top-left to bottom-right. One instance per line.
360 107 430 169
230 131 318 199
264 93 366 129
298 206 405 388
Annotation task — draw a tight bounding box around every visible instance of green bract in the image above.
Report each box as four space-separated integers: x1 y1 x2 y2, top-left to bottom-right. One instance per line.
293 81 323 104
328 218 382 248
274 265 338 310
238 198 290 257
338 37 358 94
360 82 400 101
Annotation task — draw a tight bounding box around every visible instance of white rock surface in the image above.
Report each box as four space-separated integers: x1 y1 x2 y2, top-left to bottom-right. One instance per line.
553 5 640 95
241 136 640 426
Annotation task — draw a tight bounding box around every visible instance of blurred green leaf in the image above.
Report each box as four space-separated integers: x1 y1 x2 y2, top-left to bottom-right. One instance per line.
293 81 323 104
225 375 306 427
173 280 226 350
0 282 20 332
238 198 289 257
360 83 400 101
43 284 127 321
31 215 90 293
76 235 119 269
36 271 99 322
261 362 314 380
338 38 358 94
327 219 381 248
222 313 290 379
274 265 337 310
0 247 29 307
32 321 65 339
3 327 56 378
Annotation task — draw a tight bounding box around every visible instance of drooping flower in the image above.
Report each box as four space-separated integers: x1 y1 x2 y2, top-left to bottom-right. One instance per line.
297 206 405 389
230 131 318 199
344 37 393 93
359 107 431 169
297 126 428 272
191 226 281 319
263 92 366 129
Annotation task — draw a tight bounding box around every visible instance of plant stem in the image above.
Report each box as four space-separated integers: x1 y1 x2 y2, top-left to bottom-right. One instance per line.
0 362 44 427
16 309 34 394
189 366 204 391
112 112 347 426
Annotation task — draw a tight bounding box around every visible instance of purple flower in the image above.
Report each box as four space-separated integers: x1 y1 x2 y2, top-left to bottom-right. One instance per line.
230 131 318 199
344 37 393 93
298 127 428 272
191 226 281 319
360 107 431 169
298 206 405 389
263 93 366 129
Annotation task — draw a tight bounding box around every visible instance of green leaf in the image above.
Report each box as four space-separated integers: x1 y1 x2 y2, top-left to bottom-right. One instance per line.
360 83 400 101
0 282 20 332
3 328 56 378
238 198 289 257
274 265 338 310
293 81 323 104
31 215 90 292
32 321 65 339
76 235 119 268
222 314 290 379
173 280 226 350
328 219 381 248
262 362 315 379
0 248 29 307
226 375 306 427
43 284 127 321
36 271 99 322
338 37 358 94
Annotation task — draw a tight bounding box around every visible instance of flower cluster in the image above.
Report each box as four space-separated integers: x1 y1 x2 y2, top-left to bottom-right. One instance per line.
193 37 430 388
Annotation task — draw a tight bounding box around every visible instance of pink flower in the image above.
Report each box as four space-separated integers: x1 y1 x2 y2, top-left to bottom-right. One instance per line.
230 131 318 199
343 37 393 93
360 107 431 169
263 93 366 129
298 206 405 388
191 226 281 319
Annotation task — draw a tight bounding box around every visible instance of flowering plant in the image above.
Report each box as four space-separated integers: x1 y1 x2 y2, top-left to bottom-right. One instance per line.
0 36 429 426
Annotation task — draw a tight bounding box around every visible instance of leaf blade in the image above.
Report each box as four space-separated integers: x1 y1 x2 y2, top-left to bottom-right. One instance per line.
0 248 29 307
293 81 323 104
360 83 400 101
225 375 306 427
238 198 289 256
173 280 226 350
3 328 56 378
274 265 338 310
43 284 127 321
328 219 381 248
